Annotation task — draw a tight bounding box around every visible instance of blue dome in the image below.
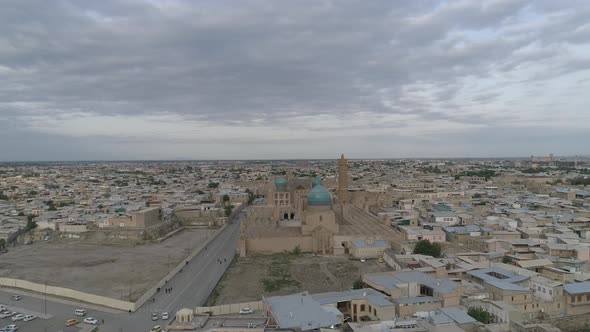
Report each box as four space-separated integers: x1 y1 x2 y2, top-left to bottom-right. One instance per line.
307 185 332 206
275 177 287 188
311 177 322 188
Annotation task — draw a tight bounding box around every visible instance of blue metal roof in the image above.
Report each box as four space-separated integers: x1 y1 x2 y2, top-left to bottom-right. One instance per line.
564 282 590 295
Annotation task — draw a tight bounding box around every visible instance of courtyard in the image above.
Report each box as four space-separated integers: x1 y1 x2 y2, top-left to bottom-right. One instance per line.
0 228 216 301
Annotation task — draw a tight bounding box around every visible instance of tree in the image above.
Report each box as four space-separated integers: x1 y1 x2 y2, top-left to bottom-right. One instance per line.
352 279 364 290
25 218 37 231
208 182 219 189
224 205 234 217
413 240 442 257
0 238 5 251
17 212 25 216
467 306 493 324
222 194 230 204
27 214 35 222
502 256 513 264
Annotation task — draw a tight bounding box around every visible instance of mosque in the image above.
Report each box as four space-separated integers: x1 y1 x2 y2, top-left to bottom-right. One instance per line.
239 155 403 256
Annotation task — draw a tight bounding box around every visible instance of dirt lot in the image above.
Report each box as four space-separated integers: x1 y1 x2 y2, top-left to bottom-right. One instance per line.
210 253 392 305
0 228 216 301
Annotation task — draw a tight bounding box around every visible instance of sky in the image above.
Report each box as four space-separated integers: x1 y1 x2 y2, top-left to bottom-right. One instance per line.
1 0 589 161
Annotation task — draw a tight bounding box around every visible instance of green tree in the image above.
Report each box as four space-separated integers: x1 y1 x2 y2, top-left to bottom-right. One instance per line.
25 218 37 231
413 240 442 257
224 205 234 217
27 214 35 222
467 306 493 324
352 279 364 290
18 212 25 216
0 192 8 200
208 182 219 188
222 194 230 204
291 245 302 256
0 238 6 251
502 256 513 264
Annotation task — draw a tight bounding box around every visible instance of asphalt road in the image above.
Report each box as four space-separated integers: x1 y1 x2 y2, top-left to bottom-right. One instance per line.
0 211 243 332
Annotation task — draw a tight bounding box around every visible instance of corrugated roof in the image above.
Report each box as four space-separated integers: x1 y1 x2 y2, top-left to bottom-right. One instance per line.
438 307 477 325
564 282 590 295
311 288 394 307
365 272 459 294
265 292 341 330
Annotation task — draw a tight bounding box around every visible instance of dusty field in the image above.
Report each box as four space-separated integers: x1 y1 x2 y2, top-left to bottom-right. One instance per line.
0 229 216 301
211 253 391 305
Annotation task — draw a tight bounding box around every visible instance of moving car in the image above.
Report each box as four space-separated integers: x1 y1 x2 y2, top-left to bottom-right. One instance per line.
75 309 86 316
65 319 79 327
83 317 98 325
11 314 24 322
150 325 162 332
22 315 36 322
161 312 169 320
10 296 20 301
239 308 254 315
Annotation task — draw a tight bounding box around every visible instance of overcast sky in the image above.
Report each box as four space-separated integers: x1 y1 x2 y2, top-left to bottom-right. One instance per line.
1 0 589 161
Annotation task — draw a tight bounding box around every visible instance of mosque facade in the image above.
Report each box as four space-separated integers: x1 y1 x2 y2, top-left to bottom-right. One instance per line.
239 155 403 256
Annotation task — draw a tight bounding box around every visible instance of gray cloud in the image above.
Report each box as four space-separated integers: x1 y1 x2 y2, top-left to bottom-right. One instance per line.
0 0 589 160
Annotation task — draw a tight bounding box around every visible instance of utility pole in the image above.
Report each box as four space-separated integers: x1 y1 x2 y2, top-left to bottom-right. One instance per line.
44 281 47 315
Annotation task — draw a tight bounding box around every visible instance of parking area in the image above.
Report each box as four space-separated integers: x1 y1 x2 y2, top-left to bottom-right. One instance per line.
0 228 216 301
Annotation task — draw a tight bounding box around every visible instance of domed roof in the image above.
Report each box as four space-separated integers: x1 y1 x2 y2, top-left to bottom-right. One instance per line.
275 177 287 188
307 184 332 206
312 177 322 188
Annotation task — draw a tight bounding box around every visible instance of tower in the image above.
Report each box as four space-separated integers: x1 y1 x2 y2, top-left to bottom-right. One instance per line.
337 153 349 204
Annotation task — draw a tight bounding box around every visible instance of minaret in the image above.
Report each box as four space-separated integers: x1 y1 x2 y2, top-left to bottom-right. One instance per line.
337 153 349 204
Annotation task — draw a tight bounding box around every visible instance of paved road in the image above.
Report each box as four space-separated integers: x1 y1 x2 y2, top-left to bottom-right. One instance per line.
0 211 244 332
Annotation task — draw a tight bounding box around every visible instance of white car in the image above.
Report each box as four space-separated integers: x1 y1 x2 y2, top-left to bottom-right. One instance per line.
360 258 366 262
11 314 25 322
10 296 20 301
3 325 18 332
151 313 159 321
3 312 16 318
22 315 36 322
161 312 169 320
83 317 98 325
239 308 254 315
0 305 5 311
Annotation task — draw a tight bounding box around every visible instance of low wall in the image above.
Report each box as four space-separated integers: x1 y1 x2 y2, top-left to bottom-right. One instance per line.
194 301 264 315
0 278 134 311
0 211 239 312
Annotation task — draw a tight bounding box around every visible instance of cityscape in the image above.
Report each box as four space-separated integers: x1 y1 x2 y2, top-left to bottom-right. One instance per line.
2 1 590 332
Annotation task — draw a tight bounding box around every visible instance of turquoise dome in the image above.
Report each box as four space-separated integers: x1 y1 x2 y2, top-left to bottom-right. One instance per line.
311 177 322 188
307 185 332 206
275 177 287 188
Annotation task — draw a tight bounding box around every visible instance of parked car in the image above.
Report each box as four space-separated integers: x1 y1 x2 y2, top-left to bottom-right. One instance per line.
2 312 16 318
10 296 20 301
360 258 366 262
83 317 98 325
2 324 18 332
161 312 169 320
74 309 86 317
0 305 5 311
150 325 162 332
11 314 25 322
151 313 158 321
22 315 36 322
239 308 254 315
65 319 79 327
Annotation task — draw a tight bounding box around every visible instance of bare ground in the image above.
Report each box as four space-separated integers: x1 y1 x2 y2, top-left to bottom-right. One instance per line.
0 228 216 301
211 254 391 305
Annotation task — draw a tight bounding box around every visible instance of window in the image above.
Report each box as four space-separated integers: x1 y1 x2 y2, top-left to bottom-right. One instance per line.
572 296 576 303
549 290 552 295
579 295 583 302
360 304 365 311
512 296 514 301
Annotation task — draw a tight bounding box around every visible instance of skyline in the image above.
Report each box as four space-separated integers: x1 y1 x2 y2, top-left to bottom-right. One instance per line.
1 0 590 160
